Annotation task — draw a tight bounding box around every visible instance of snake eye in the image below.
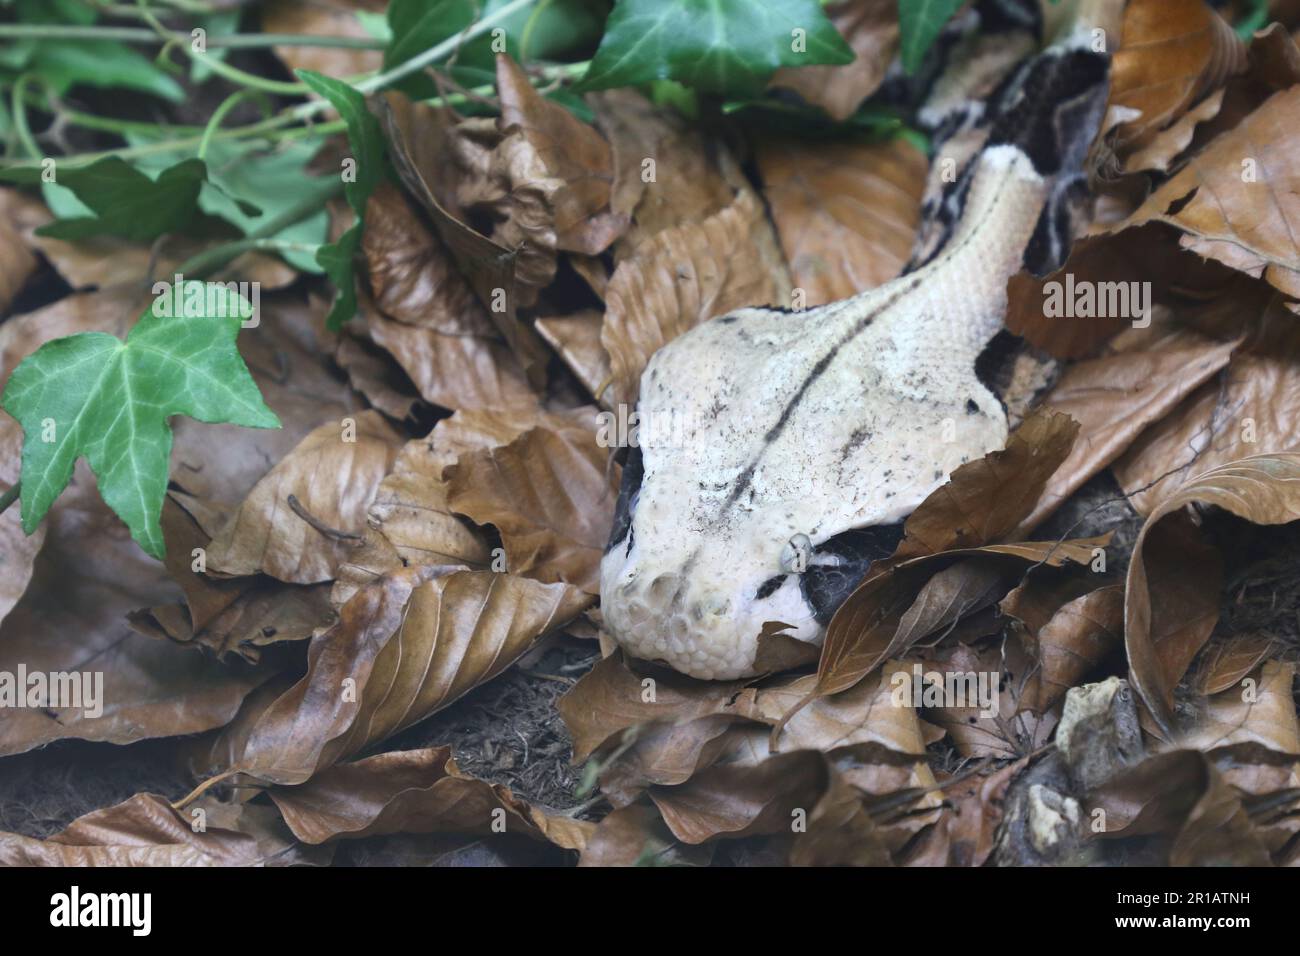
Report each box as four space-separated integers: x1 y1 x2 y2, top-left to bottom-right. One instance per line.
779 533 812 573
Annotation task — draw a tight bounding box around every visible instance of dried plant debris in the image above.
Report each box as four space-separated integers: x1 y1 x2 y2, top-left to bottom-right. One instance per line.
1 0 1298 871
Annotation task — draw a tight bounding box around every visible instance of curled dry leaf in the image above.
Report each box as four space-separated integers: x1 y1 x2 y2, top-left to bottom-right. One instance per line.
495 54 625 256
331 407 570 605
1100 0 1246 156
768 0 899 121
589 89 736 258
1085 750 1272 865
1120 86 1300 299
333 330 421 421
757 136 926 304
894 408 1080 559
128 496 334 661
377 93 550 379
219 565 589 785
1194 631 1276 694
445 408 618 593
1021 584 1124 713
602 188 793 406
0 793 289 866
361 181 495 336
1126 454 1300 732
267 746 591 850
204 409 404 584
365 303 539 415
535 310 612 405
579 802 714 867
0 464 273 757
1012 323 1239 534
1113 301 1300 515
1181 659 1299 755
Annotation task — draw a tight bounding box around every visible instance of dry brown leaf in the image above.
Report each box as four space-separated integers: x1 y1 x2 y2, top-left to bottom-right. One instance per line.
1126 454 1300 731
445 410 617 593
787 769 894 866
757 136 926 304
377 92 550 378
930 760 1024 867
558 652 752 765
0 196 36 312
602 188 792 406
267 746 591 850
219 565 589 784
0 412 43 628
333 330 421 421
365 303 540 414
361 181 495 335
330 407 566 605
0 461 274 757
579 802 713 866
896 409 1080 558
1121 86 1300 299
1195 631 1276 694
535 310 612 406
1113 302 1300 515
649 749 829 845
261 0 385 80
496 54 625 256
1182 660 1300 753
0 793 290 866
1102 0 1247 155
1023 584 1124 712
204 410 403 584
1086 750 1272 865
768 0 898 121
1013 325 1239 534
590 89 736 258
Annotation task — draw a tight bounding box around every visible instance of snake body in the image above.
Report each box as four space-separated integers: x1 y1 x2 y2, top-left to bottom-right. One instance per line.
600 0 1115 679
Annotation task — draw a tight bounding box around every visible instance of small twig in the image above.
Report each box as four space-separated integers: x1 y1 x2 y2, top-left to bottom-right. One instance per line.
287 494 362 542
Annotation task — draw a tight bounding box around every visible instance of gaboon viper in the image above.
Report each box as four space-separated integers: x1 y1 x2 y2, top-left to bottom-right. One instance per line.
601 0 1116 679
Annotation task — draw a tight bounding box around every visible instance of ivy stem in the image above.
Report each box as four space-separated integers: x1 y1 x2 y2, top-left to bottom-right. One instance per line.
197 87 270 160
0 24 389 50
0 482 19 516
11 75 42 160
135 0 311 96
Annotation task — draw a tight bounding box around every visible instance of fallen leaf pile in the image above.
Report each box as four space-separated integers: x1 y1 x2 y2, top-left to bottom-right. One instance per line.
1 0 1299 868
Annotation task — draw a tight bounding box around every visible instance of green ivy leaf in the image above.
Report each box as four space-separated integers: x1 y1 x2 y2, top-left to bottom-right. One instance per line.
578 0 854 97
1 282 280 559
383 0 601 99
0 157 207 242
898 0 965 74
297 69 387 330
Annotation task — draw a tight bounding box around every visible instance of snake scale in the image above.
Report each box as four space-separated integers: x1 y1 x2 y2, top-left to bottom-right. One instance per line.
601 0 1117 679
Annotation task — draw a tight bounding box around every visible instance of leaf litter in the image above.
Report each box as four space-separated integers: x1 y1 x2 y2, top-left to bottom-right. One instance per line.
0 0 1299 868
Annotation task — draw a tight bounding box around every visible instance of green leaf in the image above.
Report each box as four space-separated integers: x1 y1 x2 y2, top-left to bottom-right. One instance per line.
383 0 601 99
898 0 965 74
0 157 206 241
1 282 280 559
128 137 331 274
578 0 854 97
297 69 387 330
